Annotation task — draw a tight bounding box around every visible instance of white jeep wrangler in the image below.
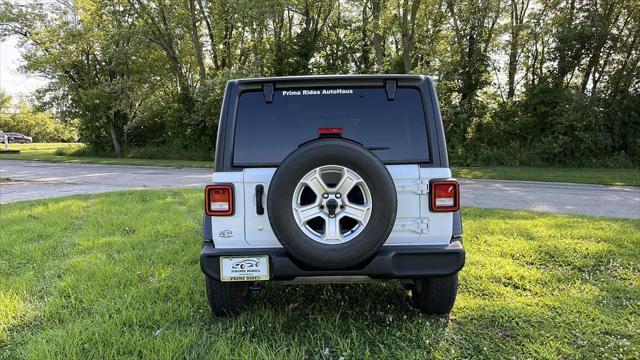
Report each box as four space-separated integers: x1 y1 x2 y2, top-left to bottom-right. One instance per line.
201 75 464 316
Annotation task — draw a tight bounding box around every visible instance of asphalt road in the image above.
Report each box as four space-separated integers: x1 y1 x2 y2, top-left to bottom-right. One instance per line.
1 160 639 219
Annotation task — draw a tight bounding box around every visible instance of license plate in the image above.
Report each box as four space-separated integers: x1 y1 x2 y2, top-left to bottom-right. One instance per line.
220 256 269 282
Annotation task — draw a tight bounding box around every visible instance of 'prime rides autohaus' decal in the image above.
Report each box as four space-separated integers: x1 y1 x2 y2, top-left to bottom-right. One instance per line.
282 89 354 96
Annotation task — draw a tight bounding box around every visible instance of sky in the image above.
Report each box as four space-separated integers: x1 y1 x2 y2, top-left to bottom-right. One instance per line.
0 36 48 101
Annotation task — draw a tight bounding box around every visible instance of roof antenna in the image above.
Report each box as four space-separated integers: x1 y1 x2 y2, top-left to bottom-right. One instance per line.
263 83 274 103
385 80 397 101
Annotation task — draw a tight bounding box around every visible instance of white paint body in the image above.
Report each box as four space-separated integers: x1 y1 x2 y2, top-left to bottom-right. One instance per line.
209 165 453 248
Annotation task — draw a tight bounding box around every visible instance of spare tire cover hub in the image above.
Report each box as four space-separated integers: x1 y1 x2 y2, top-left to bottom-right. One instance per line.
291 165 373 244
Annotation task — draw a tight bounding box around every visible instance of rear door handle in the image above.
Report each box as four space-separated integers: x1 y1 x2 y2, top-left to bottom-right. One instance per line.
255 185 264 215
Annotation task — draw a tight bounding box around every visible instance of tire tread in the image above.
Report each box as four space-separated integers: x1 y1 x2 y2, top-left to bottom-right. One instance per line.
205 276 251 316
412 274 458 315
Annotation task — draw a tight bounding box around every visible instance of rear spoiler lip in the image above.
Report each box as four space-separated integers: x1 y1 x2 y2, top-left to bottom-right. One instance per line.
234 74 426 84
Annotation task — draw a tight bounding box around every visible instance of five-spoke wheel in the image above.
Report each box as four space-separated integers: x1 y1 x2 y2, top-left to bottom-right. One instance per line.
292 165 372 244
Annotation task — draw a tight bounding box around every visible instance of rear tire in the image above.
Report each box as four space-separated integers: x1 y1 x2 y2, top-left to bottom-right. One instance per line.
411 274 458 315
205 276 251 316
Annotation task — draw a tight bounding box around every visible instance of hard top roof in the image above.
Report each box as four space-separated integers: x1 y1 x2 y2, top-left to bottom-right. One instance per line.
233 74 429 84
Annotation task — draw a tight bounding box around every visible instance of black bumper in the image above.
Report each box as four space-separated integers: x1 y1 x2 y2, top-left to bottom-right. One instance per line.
200 241 465 281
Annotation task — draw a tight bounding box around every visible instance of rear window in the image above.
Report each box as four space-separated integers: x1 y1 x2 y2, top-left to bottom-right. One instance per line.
233 87 430 166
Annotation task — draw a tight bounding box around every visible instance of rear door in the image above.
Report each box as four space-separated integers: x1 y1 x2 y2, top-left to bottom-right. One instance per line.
232 85 435 247
241 166 427 247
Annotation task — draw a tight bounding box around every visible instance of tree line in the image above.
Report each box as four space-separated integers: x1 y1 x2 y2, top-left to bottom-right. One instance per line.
0 90 78 143
0 0 638 166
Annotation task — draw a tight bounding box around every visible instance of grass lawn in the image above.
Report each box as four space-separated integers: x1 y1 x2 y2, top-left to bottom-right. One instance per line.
0 143 212 168
1 190 638 359
453 166 640 187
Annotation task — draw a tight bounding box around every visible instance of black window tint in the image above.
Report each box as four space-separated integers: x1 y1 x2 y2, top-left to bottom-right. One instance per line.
233 87 429 165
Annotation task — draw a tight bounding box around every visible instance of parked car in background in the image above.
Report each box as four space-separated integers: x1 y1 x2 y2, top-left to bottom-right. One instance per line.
4 132 33 144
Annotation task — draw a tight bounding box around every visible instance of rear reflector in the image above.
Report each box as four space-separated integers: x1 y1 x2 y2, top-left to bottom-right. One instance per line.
430 179 459 212
205 184 234 216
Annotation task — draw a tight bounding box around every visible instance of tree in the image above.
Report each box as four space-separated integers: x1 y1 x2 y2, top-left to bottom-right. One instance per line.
506 0 530 98
370 0 387 70
1 0 637 165
0 0 153 155
0 98 78 142
398 0 421 73
0 89 10 112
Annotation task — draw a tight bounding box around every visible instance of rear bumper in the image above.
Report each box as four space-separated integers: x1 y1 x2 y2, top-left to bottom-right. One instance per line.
200 241 465 281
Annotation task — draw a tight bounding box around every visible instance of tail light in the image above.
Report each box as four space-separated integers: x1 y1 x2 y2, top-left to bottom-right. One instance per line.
205 184 234 216
430 179 459 212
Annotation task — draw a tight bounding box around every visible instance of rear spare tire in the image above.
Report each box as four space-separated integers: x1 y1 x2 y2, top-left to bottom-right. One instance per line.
267 139 397 269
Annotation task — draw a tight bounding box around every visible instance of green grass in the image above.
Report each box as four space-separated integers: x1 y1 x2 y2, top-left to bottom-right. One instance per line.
1 189 638 359
0 143 212 168
453 166 640 187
